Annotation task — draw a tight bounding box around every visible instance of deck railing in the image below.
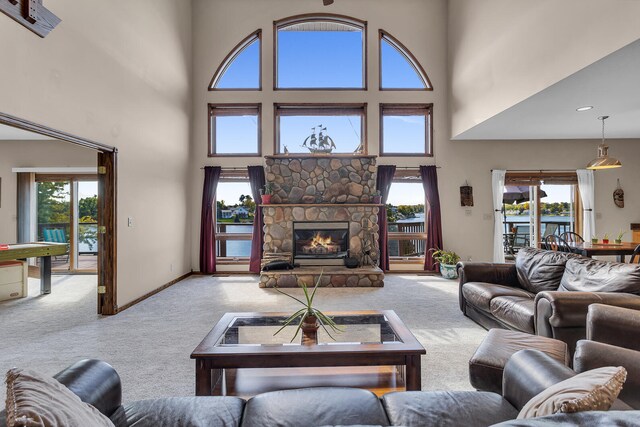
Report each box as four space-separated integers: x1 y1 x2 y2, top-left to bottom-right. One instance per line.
388 222 426 257
503 220 573 255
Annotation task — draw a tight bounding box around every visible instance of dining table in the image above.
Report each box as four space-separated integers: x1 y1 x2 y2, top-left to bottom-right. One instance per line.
566 241 639 263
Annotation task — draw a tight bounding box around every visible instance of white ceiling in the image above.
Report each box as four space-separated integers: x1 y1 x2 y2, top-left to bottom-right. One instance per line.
454 38 640 140
0 123 52 140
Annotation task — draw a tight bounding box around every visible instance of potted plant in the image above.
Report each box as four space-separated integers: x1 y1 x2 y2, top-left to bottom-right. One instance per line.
372 190 382 204
273 272 343 345
602 233 610 244
615 230 626 244
591 236 599 244
260 183 273 204
430 248 461 279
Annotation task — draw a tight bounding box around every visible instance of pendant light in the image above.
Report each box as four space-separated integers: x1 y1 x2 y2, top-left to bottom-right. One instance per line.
586 115 622 170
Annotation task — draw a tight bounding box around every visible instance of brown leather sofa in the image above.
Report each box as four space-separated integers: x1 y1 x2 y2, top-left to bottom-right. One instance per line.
458 247 640 354
2 342 639 427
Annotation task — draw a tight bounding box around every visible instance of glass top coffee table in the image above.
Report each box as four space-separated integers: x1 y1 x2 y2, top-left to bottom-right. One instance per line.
191 310 425 397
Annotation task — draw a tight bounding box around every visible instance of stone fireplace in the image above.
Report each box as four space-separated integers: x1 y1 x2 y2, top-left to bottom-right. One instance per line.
260 154 383 288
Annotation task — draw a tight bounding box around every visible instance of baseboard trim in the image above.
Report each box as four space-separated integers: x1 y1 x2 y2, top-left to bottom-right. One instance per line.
116 272 192 314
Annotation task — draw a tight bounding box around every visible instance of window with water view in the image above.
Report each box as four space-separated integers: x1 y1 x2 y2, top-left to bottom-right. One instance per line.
215 181 254 259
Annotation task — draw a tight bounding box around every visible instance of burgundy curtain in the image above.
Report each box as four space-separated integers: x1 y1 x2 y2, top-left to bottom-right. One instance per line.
376 165 396 271
248 166 266 273
421 165 443 271
199 166 222 274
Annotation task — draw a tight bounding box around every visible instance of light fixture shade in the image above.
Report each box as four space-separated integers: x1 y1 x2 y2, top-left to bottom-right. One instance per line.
586 144 622 170
586 115 622 170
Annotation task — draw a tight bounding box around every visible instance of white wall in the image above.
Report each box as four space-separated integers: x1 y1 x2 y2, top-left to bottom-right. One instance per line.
0 0 192 307
448 0 640 138
192 0 640 269
0 140 96 242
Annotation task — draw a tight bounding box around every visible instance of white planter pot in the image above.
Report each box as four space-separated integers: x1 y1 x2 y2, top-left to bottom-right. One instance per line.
440 263 458 279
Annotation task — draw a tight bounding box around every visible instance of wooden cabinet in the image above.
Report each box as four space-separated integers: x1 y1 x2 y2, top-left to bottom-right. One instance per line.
0 260 28 301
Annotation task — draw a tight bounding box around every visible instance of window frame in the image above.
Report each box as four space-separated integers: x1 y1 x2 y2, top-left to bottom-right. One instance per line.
273 103 367 155
214 170 253 263
208 104 262 157
378 29 432 91
273 14 368 91
209 30 262 91
379 103 433 157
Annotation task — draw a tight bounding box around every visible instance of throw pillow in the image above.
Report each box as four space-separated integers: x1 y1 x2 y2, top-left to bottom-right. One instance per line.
5 368 114 427
517 366 627 419
515 247 575 293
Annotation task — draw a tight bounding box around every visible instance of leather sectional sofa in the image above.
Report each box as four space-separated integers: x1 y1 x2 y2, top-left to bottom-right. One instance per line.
458 247 640 354
1 349 638 427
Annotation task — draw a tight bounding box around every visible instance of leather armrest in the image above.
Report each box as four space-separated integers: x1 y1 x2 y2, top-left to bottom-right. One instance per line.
502 349 575 411
53 359 122 418
457 262 519 310
534 291 640 329
574 340 640 409
587 304 640 351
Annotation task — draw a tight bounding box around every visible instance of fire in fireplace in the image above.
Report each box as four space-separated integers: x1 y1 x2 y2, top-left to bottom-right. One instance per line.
293 222 349 265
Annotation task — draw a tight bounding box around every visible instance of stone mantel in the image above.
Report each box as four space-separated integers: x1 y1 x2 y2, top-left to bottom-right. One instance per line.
265 155 377 204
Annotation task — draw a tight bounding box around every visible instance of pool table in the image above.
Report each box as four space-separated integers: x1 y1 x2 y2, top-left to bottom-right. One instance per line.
0 242 69 294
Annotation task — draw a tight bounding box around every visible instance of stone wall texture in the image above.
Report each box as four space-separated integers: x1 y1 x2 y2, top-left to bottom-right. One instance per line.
263 205 380 266
260 268 384 288
265 156 377 204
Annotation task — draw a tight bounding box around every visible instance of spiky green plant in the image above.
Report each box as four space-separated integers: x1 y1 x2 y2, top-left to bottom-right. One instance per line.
273 272 343 342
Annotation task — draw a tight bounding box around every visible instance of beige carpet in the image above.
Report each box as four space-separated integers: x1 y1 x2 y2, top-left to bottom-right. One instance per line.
0 273 487 403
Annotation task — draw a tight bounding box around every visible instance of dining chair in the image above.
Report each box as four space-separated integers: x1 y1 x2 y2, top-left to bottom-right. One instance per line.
543 235 572 253
630 244 640 264
560 231 584 243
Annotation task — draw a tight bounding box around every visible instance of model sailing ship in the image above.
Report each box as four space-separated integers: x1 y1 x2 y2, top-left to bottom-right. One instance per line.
302 125 336 154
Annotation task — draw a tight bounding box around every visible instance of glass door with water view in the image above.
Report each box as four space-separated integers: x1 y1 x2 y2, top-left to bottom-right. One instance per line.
37 177 98 273
387 181 426 266
215 181 254 261
503 183 578 258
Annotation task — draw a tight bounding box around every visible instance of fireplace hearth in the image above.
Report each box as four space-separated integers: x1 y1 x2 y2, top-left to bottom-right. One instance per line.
293 222 349 265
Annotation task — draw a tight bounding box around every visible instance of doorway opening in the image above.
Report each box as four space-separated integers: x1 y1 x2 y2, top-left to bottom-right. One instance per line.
503 172 581 259
0 112 117 314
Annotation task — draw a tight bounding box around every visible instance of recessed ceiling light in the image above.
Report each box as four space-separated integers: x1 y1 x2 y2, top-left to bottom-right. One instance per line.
576 106 594 112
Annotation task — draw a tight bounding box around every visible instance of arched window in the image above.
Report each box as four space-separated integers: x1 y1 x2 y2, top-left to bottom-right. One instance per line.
209 30 261 90
274 15 366 89
379 30 432 90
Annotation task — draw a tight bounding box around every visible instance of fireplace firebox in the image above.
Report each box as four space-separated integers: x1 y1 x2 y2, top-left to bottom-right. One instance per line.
293 222 349 266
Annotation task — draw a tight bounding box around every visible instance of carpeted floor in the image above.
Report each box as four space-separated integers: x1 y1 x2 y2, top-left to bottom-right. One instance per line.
0 273 487 403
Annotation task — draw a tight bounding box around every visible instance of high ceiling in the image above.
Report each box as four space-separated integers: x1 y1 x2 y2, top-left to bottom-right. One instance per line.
454 38 640 140
0 123 51 140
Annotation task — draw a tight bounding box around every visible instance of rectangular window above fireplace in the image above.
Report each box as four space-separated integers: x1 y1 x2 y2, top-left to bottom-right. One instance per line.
293 221 349 266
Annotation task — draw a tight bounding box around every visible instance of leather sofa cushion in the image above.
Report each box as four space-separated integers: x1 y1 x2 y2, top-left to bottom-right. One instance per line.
515 248 575 294
124 397 245 427
469 329 569 394
240 387 390 427
560 257 640 294
490 296 535 333
492 410 640 426
382 390 518 427
462 282 534 312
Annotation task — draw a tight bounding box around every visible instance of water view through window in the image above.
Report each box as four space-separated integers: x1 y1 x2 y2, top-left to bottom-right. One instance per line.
387 182 425 259
216 182 254 258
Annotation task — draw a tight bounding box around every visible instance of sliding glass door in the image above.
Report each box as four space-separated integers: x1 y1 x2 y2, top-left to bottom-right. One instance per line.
37 175 98 273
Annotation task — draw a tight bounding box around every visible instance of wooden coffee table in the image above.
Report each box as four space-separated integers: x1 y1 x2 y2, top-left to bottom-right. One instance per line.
191 310 426 397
